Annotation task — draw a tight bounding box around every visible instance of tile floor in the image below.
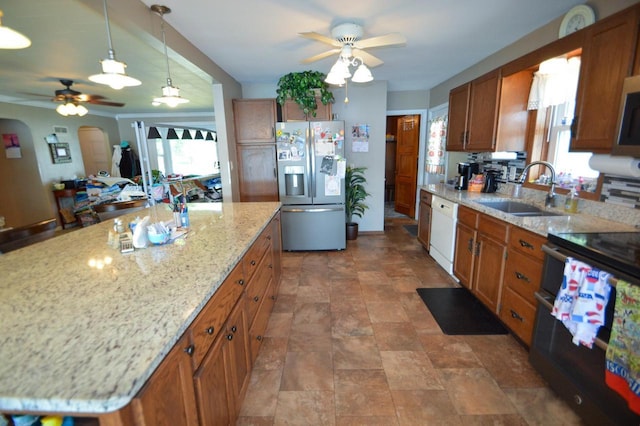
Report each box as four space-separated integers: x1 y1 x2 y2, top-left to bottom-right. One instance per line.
237 217 584 425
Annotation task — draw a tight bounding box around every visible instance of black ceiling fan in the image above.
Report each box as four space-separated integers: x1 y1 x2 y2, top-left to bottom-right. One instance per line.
51 79 125 107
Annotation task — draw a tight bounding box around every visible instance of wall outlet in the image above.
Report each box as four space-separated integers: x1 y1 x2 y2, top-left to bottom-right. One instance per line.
509 166 517 181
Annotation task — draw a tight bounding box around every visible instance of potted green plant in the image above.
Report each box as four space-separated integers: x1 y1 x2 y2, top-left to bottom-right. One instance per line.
345 165 370 240
276 70 335 118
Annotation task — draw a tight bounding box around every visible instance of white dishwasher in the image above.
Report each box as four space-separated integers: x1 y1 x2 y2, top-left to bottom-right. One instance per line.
429 195 458 275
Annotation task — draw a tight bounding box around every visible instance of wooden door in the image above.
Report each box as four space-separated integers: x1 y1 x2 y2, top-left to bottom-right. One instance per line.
394 115 420 217
132 334 199 426
78 126 110 176
225 298 251 420
453 222 476 290
571 11 638 152
447 83 470 151
236 144 279 201
473 233 507 313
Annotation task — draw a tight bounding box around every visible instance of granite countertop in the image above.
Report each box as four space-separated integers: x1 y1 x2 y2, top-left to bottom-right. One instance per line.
421 184 637 236
0 202 280 415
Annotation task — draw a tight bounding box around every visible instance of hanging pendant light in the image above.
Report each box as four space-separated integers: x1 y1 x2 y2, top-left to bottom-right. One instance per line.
150 5 189 107
89 0 141 90
0 9 31 49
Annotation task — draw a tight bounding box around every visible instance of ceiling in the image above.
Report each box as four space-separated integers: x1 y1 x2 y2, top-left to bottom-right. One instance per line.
0 0 586 117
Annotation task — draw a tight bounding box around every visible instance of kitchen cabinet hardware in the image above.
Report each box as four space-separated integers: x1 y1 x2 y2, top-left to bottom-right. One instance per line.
510 309 524 321
573 394 583 405
227 334 233 341
238 279 245 286
253 296 260 302
475 241 481 256
251 260 256 266
256 335 262 341
231 326 237 333
519 239 534 250
515 271 530 282
206 327 214 335
467 238 473 253
184 344 194 356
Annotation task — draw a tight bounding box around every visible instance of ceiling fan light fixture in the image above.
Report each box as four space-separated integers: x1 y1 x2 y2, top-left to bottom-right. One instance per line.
56 102 88 117
0 10 31 49
351 63 373 83
89 0 141 90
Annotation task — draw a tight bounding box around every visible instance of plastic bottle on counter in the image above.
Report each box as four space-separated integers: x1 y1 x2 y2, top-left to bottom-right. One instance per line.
180 203 190 228
564 185 579 213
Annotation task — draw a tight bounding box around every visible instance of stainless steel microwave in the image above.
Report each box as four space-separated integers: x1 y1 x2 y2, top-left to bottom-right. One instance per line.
614 75 640 156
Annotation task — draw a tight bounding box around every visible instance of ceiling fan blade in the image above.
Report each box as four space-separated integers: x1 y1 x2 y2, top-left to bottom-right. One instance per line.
301 48 341 64
354 33 406 49
353 49 384 67
86 99 125 107
299 31 341 47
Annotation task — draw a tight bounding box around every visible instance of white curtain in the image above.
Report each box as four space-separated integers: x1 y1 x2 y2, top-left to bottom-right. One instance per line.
426 115 447 174
528 56 581 110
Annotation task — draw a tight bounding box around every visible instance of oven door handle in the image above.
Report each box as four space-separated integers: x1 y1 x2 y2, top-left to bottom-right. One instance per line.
534 291 609 351
541 244 569 262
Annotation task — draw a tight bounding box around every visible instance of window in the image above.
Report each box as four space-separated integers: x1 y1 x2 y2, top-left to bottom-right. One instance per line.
155 138 219 177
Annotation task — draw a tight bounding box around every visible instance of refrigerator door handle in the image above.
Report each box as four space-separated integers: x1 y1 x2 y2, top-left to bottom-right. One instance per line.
283 207 344 213
309 127 316 199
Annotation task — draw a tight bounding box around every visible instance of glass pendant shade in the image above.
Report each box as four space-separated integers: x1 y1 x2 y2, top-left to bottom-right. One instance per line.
351 64 374 83
89 0 141 90
56 102 88 117
153 80 189 107
0 10 31 49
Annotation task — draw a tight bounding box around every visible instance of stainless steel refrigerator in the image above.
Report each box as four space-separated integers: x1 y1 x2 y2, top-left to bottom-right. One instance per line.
276 121 346 251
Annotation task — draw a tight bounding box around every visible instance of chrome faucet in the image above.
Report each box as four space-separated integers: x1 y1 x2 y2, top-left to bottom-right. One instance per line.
517 161 557 207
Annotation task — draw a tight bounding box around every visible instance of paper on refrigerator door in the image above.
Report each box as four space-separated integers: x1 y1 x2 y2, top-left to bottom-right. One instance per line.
336 159 346 179
325 175 341 196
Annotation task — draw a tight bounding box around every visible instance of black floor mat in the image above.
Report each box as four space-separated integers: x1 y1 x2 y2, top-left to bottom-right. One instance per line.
416 288 508 335
404 224 418 237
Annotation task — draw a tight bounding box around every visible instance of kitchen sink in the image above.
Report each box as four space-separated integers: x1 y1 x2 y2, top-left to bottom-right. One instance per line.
476 200 565 217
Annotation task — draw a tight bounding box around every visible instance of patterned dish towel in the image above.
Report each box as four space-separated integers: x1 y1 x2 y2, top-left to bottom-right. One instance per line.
552 257 612 348
605 279 640 415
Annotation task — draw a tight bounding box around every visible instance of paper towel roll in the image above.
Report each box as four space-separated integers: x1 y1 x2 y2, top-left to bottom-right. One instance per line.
588 155 640 177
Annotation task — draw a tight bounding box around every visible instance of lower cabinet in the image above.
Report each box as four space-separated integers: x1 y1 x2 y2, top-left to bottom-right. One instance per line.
417 190 432 250
131 333 199 426
236 144 279 202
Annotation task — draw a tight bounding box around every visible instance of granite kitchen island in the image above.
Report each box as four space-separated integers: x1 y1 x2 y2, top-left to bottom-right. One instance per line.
0 201 281 424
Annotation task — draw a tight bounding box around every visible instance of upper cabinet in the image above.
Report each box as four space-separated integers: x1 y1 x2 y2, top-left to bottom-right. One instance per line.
447 70 500 152
281 98 332 122
571 9 639 152
233 99 277 143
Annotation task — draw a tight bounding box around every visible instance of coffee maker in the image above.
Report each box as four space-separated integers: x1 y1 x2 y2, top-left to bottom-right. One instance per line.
455 162 480 190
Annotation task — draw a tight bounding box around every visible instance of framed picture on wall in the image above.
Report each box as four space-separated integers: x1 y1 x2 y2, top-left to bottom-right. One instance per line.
49 143 72 164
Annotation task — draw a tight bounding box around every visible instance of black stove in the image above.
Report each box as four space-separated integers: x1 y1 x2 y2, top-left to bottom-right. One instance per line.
547 231 640 279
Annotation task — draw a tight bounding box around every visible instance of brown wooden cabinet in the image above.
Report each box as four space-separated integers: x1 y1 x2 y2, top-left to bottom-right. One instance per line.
233 99 277 143
417 190 432 250
499 227 546 346
236 144 278 202
281 98 332 121
453 206 508 313
447 70 501 152
571 9 639 152
131 333 199 426
233 99 279 202
53 189 78 229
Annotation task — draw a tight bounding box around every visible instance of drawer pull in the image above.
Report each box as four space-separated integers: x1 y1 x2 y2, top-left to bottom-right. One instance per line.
267 235 272 240
227 334 233 341
231 325 237 333
475 241 481 256
467 238 473 253
519 239 534 250
271 295 276 301
257 335 263 341
510 309 524 322
251 260 257 266
206 326 214 335
254 296 260 302
184 344 195 356
238 279 245 286
269 264 273 269
515 272 530 282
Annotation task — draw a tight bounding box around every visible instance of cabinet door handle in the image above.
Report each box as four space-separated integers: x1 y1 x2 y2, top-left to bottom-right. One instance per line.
519 239 534 250
515 271 530 283
184 344 195 356
257 335 263 341
510 309 524 322
237 279 245 286
475 241 481 256
570 116 578 139
271 295 277 301
227 334 233 341
231 325 237 333
467 238 473 253
251 260 257 266
253 296 260 302
206 326 215 335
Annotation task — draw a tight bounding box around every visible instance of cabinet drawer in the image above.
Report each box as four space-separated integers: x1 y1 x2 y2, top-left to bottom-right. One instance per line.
499 286 536 346
244 227 272 281
190 262 245 369
249 279 275 364
478 214 508 243
420 190 432 205
504 250 542 304
245 250 274 327
457 205 479 228
509 227 546 261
